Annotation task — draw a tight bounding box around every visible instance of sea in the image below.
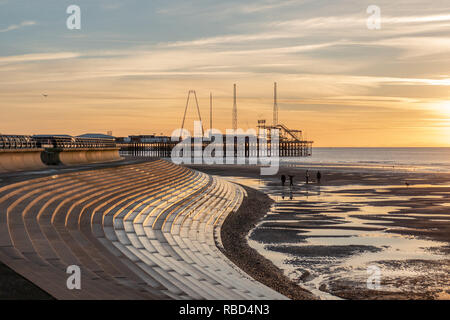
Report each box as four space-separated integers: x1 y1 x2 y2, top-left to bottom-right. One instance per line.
280 147 450 173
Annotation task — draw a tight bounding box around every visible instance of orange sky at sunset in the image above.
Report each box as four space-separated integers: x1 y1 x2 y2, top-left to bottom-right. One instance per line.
1 1 449 147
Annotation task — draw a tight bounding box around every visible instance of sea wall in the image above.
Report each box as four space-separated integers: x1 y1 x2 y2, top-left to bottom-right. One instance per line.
58 148 122 165
0 149 46 173
0 148 122 173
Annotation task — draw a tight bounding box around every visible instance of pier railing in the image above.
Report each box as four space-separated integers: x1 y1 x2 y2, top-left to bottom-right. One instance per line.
32 135 116 149
0 135 39 149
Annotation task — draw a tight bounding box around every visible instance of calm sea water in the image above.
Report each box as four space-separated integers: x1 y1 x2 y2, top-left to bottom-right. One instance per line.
162 147 450 173
281 148 450 173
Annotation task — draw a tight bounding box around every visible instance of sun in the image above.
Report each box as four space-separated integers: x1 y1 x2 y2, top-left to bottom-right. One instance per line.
436 101 450 117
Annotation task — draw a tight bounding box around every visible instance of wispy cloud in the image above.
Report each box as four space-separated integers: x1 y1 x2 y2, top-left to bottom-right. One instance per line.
163 32 302 47
160 11 450 59
273 13 450 33
370 37 450 58
0 20 36 33
0 52 81 63
238 0 307 13
388 14 450 23
288 74 450 87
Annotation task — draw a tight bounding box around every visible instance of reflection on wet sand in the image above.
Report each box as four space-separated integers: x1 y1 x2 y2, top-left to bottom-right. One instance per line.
225 176 450 300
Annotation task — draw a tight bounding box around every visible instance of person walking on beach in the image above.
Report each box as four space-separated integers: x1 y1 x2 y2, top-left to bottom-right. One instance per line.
317 171 322 184
281 174 286 187
305 170 310 184
288 175 294 188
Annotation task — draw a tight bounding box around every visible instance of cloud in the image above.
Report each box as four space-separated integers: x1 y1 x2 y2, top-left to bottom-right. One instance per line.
387 14 450 23
272 13 450 36
0 20 36 33
0 52 81 63
289 74 450 87
163 32 301 47
238 0 307 13
369 37 450 58
158 10 450 65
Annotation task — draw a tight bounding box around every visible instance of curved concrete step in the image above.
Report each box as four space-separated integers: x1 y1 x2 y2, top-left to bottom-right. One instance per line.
0 159 288 300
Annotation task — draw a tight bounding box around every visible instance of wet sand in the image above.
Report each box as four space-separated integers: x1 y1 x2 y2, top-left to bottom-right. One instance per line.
218 185 316 300
186 164 450 300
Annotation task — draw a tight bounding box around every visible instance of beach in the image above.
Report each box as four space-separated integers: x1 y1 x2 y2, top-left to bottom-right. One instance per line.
186 163 450 300
0 156 448 300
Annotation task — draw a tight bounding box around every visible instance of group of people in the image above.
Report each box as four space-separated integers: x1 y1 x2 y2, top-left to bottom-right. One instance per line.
280 170 322 188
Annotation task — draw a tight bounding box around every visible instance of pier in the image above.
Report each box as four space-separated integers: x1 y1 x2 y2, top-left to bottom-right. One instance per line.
119 82 313 159
118 136 313 158
117 121 313 159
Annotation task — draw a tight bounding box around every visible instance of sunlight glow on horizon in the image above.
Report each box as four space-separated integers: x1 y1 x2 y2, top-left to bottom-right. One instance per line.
436 101 450 117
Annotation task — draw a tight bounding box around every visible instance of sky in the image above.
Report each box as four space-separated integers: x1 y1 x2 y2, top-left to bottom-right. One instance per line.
0 0 449 147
